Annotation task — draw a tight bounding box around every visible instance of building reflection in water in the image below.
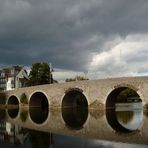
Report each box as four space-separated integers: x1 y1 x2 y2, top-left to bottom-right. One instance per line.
0 121 28 145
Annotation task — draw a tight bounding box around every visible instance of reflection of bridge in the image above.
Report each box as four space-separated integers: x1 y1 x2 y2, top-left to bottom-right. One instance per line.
2 76 148 109
1 76 148 145
4 108 148 145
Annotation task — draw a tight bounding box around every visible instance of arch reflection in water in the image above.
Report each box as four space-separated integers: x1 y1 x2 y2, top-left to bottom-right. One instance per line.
7 95 19 119
106 86 143 133
8 95 19 106
62 90 88 129
116 110 143 131
8 108 19 119
106 108 143 133
29 92 49 124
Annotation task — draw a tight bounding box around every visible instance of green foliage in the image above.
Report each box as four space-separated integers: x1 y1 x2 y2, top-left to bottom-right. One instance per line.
20 93 28 104
65 76 89 82
20 111 28 122
28 62 53 86
0 92 6 105
116 88 140 103
144 103 148 110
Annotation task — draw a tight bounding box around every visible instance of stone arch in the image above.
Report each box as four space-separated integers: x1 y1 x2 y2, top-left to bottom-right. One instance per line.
29 91 49 124
114 83 139 91
7 95 19 106
61 88 88 129
106 84 141 109
105 84 143 133
7 95 19 119
62 88 88 109
29 91 49 108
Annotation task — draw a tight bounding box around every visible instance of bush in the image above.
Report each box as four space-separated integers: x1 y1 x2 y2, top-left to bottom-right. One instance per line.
20 111 28 122
20 93 28 104
0 92 6 105
144 103 148 110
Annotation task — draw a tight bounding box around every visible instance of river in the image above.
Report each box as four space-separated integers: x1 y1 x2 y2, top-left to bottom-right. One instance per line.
0 102 147 148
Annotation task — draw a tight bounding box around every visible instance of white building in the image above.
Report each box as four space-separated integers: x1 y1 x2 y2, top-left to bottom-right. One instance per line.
0 66 29 91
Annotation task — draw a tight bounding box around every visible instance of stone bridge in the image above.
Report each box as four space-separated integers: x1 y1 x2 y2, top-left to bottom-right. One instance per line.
1 76 148 145
2 76 148 109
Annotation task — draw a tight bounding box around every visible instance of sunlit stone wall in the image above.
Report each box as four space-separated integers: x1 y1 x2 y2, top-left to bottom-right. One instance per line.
4 76 148 109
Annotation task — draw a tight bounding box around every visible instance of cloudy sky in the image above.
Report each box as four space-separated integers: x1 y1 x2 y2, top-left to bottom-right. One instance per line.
0 0 148 81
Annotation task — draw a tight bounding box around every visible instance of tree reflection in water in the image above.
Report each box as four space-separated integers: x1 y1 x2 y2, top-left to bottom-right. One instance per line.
29 130 53 148
20 110 28 122
116 111 134 124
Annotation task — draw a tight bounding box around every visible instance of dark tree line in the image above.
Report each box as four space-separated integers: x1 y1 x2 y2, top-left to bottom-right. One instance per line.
27 62 53 86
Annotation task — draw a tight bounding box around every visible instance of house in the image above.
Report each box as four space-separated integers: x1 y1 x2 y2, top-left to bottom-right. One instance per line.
0 66 29 91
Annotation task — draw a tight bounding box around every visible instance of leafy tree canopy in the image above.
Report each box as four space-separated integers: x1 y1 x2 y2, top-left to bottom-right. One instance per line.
28 62 53 86
116 88 140 103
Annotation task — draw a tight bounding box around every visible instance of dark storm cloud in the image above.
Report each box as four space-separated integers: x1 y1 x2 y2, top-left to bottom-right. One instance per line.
0 0 148 70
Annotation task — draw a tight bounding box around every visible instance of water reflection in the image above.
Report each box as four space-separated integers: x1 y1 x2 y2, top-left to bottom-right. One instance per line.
0 101 147 147
62 107 88 130
29 130 53 148
29 107 48 124
116 110 143 131
20 110 28 122
0 122 147 148
8 107 19 119
0 109 6 121
0 121 28 145
106 103 143 133
116 111 134 124
62 89 88 129
29 92 49 124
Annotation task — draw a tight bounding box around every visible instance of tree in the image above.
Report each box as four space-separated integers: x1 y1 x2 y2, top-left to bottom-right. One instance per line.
116 88 140 103
27 62 53 86
65 76 89 82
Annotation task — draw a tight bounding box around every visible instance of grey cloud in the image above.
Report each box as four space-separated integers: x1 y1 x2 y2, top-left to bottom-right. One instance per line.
0 0 148 71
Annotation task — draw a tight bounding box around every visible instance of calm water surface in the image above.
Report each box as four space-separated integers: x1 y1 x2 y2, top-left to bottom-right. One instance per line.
0 103 148 148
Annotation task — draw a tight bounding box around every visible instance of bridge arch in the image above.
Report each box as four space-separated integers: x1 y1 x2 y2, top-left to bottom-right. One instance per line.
29 91 49 108
105 85 142 109
7 95 19 106
7 95 19 119
105 84 143 133
61 88 89 129
29 91 49 124
62 88 88 109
